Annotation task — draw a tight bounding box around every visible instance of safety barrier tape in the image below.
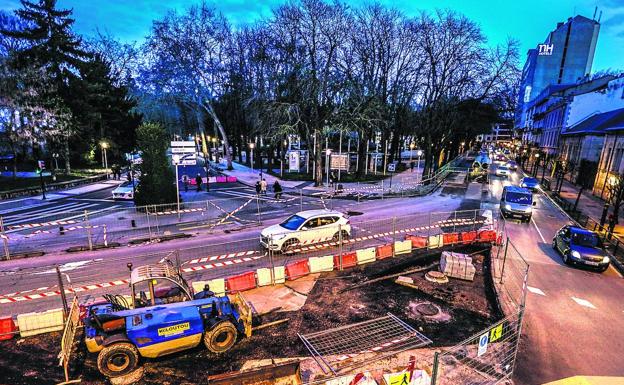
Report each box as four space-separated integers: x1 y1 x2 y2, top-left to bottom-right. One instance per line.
0 279 129 304
151 207 206 216
23 225 102 238
0 286 56 298
181 255 265 273
336 334 413 361
185 250 259 265
7 220 79 230
214 197 254 227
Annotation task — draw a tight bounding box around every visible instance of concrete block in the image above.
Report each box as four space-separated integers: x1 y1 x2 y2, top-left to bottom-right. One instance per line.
394 239 412 255
256 268 272 286
356 247 377 265
274 266 286 284
17 308 64 337
309 255 334 273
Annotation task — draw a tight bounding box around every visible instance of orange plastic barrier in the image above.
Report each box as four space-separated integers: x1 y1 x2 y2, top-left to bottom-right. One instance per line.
376 244 393 259
286 259 310 280
0 317 16 340
478 229 497 242
226 271 257 293
334 252 357 269
461 231 478 244
406 235 428 249
442 232 460 245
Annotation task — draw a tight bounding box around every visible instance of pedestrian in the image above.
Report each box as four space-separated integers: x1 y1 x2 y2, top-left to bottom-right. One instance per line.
410 161 415 173
127 171 132 181
329 171 336 188
273 180 282 200
182 174 189 192
195 173 202 192
255 180 261 196
260 178 267 195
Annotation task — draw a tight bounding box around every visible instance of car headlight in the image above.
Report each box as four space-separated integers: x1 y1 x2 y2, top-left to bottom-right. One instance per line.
603 256 610 264
571 250 581 259
521 183 526 187
524 207 532 213
504 204 512 210
270 233 287 241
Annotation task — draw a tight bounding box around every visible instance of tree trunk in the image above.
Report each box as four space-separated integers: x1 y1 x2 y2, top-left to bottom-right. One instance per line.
314 130 323 186
64 135 71 174
355 131 368 179
201 101 233 170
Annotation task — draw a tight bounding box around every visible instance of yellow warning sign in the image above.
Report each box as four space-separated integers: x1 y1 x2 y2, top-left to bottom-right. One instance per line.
158 322 190 337
387 372 411 385
489 324 503 343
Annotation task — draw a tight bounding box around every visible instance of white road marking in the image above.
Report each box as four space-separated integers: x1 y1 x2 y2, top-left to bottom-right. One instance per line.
527 286 546 296
530 216 547 243
572 297 596 309
3 203 100 225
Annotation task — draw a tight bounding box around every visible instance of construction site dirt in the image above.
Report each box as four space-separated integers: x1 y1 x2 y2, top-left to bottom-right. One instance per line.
0 244 501 385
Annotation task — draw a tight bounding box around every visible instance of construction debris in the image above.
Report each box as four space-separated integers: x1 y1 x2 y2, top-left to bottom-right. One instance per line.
440 251 476 281
425 271 449 284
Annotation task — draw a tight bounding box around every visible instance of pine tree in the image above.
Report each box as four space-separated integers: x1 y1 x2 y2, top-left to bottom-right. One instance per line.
134 122 177 206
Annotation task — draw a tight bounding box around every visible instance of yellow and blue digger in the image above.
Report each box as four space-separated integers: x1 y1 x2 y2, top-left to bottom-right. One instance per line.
83 262 252 377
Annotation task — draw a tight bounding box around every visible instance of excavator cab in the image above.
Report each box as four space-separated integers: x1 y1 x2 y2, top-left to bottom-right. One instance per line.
127 262 195 308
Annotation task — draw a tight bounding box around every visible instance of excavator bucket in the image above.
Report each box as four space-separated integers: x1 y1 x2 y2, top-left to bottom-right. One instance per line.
230 292 253 338
207 361 302 385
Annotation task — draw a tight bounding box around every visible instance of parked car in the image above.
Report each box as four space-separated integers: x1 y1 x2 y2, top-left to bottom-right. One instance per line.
500 185 535 222
495 165 510 177
552 225 610 272
506 160 518 171
520 177 540 191
112 181 138 200
260 210 351 252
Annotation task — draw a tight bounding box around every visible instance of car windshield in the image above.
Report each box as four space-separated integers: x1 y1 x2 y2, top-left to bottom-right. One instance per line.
505 191 532 204
499 166 508 170
523 178 537 185
119 181 133 188
280 215 306 230
571 232 602 248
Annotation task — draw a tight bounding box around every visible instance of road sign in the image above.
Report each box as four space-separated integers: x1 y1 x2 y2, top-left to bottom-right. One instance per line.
171 141 196 154
172 153 197 166
288 151 300 171
330 154 348 171
37 160 45 170
477 332 489 357
489 324 503 343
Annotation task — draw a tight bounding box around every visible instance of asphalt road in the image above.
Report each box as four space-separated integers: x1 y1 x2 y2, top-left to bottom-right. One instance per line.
488 162 624 384
0 186 467 317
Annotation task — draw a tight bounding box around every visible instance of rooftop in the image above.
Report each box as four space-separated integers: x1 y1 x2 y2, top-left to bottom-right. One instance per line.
562 108 624 136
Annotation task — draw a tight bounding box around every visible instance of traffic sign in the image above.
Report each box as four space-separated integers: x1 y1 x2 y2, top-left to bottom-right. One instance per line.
37 160 45 170
330 154 349 171
171 141 196 154
477 332 489 357
172 153 197 166
489 324 503 343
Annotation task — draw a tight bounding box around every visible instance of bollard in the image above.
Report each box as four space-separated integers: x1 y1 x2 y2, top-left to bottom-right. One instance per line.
131 219 136 228
0 217 9 261
84 210 93 251
59 226 65 235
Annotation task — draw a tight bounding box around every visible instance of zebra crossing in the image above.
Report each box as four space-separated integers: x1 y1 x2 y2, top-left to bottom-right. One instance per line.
1 201 121 229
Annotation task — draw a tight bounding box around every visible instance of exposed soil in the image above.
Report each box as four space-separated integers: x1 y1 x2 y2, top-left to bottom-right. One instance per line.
0 245 500 385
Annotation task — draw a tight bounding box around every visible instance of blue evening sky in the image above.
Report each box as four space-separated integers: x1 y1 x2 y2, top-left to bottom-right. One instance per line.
1 0 623 71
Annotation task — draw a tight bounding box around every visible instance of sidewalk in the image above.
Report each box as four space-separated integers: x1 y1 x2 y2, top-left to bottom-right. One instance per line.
529 163 624 236
219 159 425 191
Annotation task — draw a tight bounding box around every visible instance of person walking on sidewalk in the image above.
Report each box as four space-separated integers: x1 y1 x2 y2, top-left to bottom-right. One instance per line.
273 180 283 200
195 174 202 192
410 161 415 173
255 180 261 196
182 174 189 192
260 178 268 195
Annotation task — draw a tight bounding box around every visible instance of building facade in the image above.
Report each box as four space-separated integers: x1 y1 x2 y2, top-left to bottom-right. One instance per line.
516 15 600 131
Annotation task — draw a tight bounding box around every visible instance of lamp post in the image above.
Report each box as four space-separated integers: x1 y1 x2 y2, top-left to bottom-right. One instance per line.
417 150 423 183
172 154 181 220
100 141 109 179
409 143 415 164
326 148 332 187
249 142 255 173
281 139 287 177
211 136 218 162
533 153 540 177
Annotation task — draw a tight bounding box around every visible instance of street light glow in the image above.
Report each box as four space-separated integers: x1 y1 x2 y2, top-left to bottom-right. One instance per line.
417 150 423 157
100 141 109 149
249 142 255 149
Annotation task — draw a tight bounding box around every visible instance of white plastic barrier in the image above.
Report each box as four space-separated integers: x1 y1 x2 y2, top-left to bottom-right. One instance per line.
356 247 377 265
256 268 272 286
309 255 334 273
17 308 64 337
428 234 444 249
274 266 286 284
394 239 412 255
193 278 226 296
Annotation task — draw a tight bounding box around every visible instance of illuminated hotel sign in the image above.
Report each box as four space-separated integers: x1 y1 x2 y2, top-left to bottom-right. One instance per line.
538 44 554 56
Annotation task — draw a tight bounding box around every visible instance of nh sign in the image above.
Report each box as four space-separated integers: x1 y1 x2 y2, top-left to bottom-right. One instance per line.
171 140 196 154
538 44 554 56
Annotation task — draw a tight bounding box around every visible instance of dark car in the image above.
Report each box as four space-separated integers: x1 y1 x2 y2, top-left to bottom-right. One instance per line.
552 225 610 272
520 177 539 191
506 160 518 171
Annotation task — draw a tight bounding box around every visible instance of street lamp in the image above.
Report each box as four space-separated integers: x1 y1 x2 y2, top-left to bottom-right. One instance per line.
211 136 218 162
172 154 181 219
416 150 423 183
326 148 332 187
281 139 288 177
249 143 255 172
100 141 109 179
533 153 540 177
409 143 415 164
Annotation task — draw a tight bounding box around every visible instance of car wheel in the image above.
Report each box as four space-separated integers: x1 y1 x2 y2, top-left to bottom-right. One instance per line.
280 238 299 253
597 265 609 273
551 238 557 250
203 321 237 354
562 251 570 265
97 342 140 377
332 230 350 243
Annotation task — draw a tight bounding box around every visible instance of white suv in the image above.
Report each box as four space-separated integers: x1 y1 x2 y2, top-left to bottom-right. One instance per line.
260 210 351 252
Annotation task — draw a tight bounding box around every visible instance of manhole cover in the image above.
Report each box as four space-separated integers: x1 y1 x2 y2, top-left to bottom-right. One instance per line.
425 271 449 284
415 303 440 316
